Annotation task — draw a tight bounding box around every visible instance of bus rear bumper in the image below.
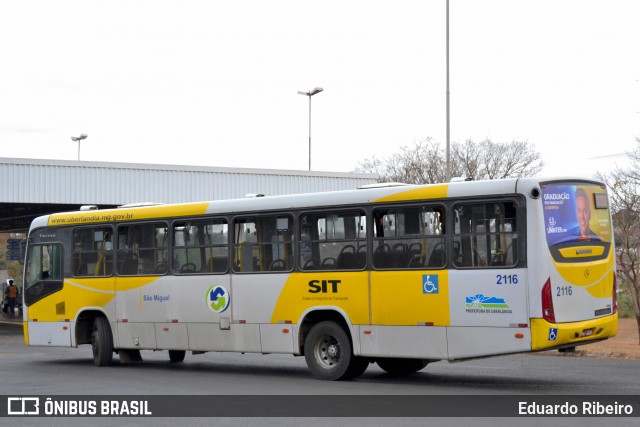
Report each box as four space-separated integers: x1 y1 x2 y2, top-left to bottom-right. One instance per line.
530 313 618 351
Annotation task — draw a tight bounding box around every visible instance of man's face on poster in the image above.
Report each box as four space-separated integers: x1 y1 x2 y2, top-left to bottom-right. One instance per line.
576 193 591 237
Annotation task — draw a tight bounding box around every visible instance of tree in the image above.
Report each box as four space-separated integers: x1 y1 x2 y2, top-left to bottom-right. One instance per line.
598 138 640 342
356 138 450 184
356 138 544 184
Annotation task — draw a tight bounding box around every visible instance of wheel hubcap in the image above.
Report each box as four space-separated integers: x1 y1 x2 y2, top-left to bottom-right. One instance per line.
315 334 341 369
327 344 338 358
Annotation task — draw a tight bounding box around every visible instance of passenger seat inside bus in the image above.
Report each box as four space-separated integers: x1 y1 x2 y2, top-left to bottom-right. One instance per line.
337 245 356 269
207 257 229 273
426 243 445 268
406 243 423 267
120 253 138 275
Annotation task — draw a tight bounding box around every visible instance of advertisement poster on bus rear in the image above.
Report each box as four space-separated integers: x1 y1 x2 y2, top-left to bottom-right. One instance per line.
540 183 611 246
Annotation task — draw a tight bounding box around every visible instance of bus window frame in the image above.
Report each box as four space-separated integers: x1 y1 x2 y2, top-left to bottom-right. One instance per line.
115 220 170 277
297 208 368 272
371 202 447 271
71 225 115 278
24 241 65 307
171 216 230 275
232 213 295 274
450 196 524 270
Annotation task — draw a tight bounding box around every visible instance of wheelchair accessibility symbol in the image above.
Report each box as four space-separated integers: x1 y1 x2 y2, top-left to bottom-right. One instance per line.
548 327 558 341
422 274 439 294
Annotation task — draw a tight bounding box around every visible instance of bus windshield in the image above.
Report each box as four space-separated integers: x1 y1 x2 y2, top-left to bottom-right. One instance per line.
541 181 612 246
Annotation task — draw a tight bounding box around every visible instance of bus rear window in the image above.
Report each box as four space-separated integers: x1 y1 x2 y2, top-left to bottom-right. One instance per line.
541 182 611 246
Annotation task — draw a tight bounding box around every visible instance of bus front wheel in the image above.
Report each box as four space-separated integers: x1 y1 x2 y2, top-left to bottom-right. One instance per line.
304 321 365 381
91 317 113 367
376 358 428 375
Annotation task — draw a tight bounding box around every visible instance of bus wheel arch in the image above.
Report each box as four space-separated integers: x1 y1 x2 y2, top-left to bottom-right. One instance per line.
299 310 368 381
75 309 110 346
298 309 352 356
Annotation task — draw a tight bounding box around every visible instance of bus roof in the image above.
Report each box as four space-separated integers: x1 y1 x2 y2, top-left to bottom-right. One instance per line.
31 177 602 230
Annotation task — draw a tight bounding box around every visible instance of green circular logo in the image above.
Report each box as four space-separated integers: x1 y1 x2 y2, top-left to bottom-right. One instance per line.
206 285 230 313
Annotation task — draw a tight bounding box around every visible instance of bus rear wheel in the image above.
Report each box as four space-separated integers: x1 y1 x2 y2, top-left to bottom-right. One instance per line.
91 317 113 367
376 358 428 375
169 350 186 363
304 321 365 381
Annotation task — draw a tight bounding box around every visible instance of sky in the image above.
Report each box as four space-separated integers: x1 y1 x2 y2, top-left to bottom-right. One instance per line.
0 0 638 178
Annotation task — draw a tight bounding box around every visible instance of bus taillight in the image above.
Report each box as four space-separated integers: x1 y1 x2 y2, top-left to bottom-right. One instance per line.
613 273 618 314
542 278 555 323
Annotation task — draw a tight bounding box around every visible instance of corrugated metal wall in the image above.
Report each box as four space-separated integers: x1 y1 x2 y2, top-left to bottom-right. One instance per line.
0 158 377 205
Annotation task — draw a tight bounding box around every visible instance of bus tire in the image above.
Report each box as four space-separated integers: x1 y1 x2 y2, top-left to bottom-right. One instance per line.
344 356 370 379
376 358 428 375
169 350 186 363
91 317 113 367
304 321 356 381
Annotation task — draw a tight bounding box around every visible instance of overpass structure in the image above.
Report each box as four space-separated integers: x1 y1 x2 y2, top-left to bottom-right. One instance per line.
0 158 377 233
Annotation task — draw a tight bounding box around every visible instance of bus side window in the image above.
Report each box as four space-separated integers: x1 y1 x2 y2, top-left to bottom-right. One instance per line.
373 205 445 270
299 211 366 271
72 226 113 277
173 219 228 275
233 215 293 273
453 201 518 268
117 223 168 275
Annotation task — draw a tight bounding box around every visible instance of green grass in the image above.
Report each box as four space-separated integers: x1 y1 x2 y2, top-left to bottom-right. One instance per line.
617 288 637 319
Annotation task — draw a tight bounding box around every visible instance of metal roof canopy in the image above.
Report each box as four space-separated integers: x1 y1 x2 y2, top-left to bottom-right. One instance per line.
0 157 377 232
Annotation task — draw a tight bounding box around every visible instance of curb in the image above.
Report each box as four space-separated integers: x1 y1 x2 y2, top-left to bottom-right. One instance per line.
0 320 23 327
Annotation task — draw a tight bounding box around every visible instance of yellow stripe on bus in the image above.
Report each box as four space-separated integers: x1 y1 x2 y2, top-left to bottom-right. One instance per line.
553 254 615 299
373 184 449 203
271 272 370 325
270 271 450 327
371 270 450 326
530 314 617 351
23 322 29 346
28 278 116 322
26 276 159 322
48 202 210 226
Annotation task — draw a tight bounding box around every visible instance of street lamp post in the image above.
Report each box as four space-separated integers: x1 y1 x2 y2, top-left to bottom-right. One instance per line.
297 87 323 171
445 0 451 182
71 134 88 161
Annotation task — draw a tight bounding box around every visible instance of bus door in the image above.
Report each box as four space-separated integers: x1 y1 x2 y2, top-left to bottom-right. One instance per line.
446 199 529 358
114 222 169 350
230 215 295 353
24 239 68 346
171 219 232 352
368 205 450 359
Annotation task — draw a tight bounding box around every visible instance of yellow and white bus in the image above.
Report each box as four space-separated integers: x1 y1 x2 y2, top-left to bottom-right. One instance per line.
22 177 617 380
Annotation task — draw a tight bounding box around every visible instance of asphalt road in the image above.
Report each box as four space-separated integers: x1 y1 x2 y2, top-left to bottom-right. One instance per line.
1 323 638 427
